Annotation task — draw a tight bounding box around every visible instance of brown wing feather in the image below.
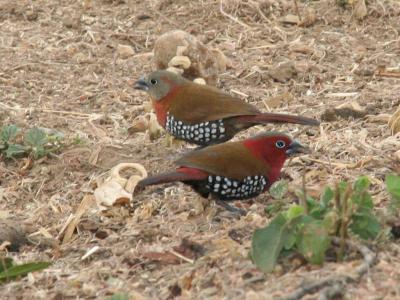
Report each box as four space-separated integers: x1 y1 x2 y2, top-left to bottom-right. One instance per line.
169 83 259 124
175 142 269 180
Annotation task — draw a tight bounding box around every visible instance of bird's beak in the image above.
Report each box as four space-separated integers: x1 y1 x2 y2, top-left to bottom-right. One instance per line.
286 140 310 156
134 78 149 91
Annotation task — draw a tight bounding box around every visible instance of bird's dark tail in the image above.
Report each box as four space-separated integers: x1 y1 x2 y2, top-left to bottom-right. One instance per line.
138 167 208 187
238 113 320 126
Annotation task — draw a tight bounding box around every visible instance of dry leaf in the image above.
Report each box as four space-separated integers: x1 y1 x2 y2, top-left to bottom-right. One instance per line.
354 0 367 20
148 113 164 140
299 9 317 27
62 194 96 244
389 106 400 134
265 92 294 109
268 62 297 83
117 44 135 59
134 201 156 220
168 55 191 69
94 180 132 209
289 44 314 55
142 251 182 265
94 163 147 210
128 115 149 134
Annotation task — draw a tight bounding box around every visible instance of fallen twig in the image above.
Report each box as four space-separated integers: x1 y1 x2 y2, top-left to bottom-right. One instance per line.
219 0 252 29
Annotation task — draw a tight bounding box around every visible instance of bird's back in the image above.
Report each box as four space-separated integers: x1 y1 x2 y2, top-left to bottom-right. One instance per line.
175 141 269 180
168 83 260 124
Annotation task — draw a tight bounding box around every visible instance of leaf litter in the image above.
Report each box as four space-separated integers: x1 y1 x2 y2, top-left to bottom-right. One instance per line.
0 0 400 299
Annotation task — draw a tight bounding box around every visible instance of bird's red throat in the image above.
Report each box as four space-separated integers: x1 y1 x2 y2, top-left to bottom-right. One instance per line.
152 86 179 127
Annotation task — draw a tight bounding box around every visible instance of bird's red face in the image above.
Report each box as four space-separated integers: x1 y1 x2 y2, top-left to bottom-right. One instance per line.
243 133 309 183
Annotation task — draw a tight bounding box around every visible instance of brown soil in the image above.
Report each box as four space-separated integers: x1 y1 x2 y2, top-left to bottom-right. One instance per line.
1 0 400 299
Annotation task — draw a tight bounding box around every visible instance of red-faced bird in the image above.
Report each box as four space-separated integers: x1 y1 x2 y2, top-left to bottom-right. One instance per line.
134 70 319 146
138 132 308 214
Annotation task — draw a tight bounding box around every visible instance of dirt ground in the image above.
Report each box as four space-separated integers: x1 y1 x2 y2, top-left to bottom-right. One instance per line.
1 0 400 299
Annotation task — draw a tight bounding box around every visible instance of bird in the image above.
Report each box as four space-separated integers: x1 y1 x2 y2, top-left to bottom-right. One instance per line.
134 70 319 146
138 132 309 214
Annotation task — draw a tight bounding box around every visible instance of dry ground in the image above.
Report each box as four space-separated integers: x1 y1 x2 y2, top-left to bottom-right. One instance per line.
1 0 400 299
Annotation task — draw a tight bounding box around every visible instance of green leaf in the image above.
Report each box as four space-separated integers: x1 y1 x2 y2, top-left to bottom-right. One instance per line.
386 175 400 200
353 176 370 193
296 221 331 264
349 209 380 240
5 144 27 158
353 192 373 210
320 187 334 208
264 201 286 216
108 293 131 300
0 125 19 143
0 258 13 273
250 213 290 273
0 262 51 282
285 205 304 221
31 145 46 159
25 128 48 148
351 176 373 209
322 211 339 234
24 128 49 158
269 180 289 200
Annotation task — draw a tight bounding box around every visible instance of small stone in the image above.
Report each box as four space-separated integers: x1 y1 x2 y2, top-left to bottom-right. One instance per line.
117 44 135 59
193 78 206 85
26 10 38 21
268 62 298 83
280 14 299 25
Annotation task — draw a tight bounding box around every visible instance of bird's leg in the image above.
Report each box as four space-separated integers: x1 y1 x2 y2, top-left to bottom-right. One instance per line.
215 200 246 216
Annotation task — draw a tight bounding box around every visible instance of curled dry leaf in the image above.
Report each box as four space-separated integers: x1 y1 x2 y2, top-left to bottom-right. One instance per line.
166 66 184 75
128 115 149 134
193 78 206 85
148 113 164 140
128 113 164 140
94 163 148 210
168 55 191 69
388 106 400 134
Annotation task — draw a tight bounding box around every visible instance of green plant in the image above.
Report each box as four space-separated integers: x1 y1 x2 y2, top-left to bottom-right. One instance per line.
386 174 400 214
0 125 64 159
250 176 381 273
0 257 51 283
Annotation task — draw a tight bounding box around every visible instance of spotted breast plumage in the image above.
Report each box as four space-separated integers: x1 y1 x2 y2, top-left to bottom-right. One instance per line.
165 113 226 144
137 132 309 214
206 175 268 200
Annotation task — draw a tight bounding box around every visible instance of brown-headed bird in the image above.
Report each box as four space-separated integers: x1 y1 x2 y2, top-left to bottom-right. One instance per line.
138 132 308 214
134 70 319 146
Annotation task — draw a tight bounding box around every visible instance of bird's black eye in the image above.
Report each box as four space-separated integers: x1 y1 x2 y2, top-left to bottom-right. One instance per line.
276 140 286 149
150 78 158 85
